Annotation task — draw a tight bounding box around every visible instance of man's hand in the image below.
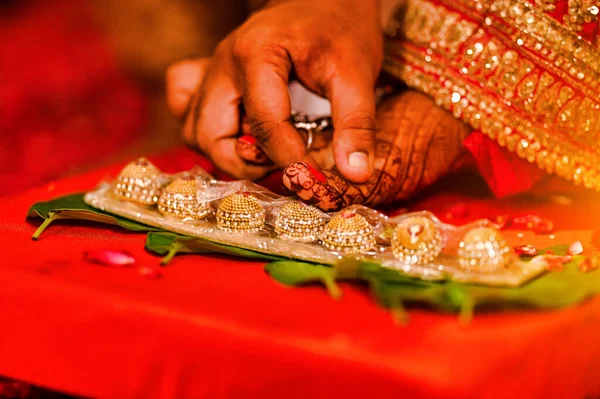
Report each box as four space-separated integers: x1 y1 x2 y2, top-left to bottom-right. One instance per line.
166 0 383 181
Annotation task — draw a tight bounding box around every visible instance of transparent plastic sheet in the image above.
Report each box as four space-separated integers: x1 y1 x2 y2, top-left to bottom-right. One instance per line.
84 160 546 287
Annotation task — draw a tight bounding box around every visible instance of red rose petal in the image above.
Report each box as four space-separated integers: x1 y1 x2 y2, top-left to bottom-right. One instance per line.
514 244 538 257
84 249 136 267
139 266 163 279
510 213 554 234
512 213 542 227
539 253 572 272
579 257 598 273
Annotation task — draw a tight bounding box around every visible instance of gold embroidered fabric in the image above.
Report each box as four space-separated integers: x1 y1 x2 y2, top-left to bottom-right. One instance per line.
383 0 600 190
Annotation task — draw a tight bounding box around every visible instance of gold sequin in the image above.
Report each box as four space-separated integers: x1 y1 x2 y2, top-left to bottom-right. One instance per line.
113 158 161 205
216 193 265 232
157 175 210 220
321 210 376 253
563 0 599 31
391 216 442 265
274 201 325 242
384 0 600 192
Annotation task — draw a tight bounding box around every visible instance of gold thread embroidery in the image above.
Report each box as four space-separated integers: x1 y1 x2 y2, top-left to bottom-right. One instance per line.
384 0 600 191
564 0 599 31
535 0 557 12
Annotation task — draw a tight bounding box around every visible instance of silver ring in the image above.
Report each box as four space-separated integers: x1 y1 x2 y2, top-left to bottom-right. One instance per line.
305 129 314 150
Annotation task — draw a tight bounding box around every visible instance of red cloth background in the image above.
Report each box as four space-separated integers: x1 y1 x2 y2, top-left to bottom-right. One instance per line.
0 0 146 196
2 1 600 396
0 148 599 399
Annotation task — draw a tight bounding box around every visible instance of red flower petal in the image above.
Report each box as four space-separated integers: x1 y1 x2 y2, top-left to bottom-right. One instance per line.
510 213 555 234
84 249 136 267
514 244 538 257
512 213 542 227
538 253 572 272
139 266 163 279
579 257 598 273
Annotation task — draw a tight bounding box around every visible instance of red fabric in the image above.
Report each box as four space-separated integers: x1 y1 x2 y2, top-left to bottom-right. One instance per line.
0 0 146 196
464 132 546 198
1 147 600 398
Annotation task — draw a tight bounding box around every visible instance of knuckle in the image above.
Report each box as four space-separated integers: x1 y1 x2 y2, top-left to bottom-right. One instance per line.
337 112 376 135
249 119 277 145
231 36 252 60
232 26 281 61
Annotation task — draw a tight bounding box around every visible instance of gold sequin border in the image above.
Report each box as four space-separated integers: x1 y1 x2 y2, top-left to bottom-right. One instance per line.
384 0 600 191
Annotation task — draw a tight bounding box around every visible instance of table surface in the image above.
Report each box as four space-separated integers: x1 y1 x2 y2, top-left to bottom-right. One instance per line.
1 147 600 399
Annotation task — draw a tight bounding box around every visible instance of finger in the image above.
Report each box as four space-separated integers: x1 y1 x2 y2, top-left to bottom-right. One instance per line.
328 73 377 183
236 135 272 165
180 60 273 180
181 61 239 154
282 161 367 212
241 116 252 136
166 58 212 119
212 138 276 180
238 52 308 166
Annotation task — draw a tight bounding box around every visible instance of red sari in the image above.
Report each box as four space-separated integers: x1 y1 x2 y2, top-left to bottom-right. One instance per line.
383 0 600 197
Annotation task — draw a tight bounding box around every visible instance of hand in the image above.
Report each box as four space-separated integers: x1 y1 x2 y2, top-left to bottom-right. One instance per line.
166 0 383 181
280 91 473 211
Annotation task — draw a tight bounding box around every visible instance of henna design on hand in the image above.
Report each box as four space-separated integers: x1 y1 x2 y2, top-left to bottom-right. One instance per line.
282 90 473 211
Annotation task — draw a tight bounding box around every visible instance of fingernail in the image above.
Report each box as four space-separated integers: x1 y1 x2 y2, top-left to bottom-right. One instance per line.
238 135 257 145
348 152 370 172
298 161 326 183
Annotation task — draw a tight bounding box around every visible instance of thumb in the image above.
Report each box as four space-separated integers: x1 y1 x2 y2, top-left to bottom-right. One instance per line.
328 74 376 183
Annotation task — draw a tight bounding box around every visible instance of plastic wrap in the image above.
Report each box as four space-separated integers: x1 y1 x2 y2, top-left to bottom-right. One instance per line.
84 159 546 287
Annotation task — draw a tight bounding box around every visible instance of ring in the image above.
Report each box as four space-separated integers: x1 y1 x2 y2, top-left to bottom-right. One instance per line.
391 216 442 265
216 192 265 232
274 201 325 242
113 158 162 205
321 209 376 253
157 175 210 220
305 129 314 151
458 227 512 272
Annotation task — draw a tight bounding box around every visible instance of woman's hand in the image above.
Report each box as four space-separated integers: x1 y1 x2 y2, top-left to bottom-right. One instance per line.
281 91 473 211
166 0 383 181
236 90 473 211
